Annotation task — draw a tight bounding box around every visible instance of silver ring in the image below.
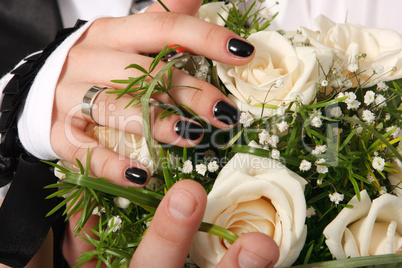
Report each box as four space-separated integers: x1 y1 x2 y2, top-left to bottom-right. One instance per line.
82 86 108 125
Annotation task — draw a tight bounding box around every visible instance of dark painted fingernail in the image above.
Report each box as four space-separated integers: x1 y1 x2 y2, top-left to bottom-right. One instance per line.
227 38 254 57
174 120 204 140
213 101 241 125
125 167 148 185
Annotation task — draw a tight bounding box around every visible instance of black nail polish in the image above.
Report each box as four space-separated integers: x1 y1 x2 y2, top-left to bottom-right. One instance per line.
213 101 241 125
227 38 254 57
125 167 148 185
174 120 204 140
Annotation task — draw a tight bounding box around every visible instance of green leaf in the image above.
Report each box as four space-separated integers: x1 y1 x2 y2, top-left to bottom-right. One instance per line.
199 222 238 244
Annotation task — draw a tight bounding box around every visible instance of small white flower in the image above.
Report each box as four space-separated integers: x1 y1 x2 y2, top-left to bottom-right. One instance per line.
343 92 357 104
372 63 384 74
268 134 280 148
276 106 286 116
276 121 289 132
239 112 254 127
347 100 361 110
386 126 401 138
271 149 280 160
290 92 305 103
274 79 284 88
362 109 376 123
343 79 353 88
348 63 359 73
258 130 270 145
182 160 193 174
207 161 219 173
317 179 323 185
299 159 312 171
385 113 391 121
329 192 344 205
315 158 329 174
92 206 102 216
329 107 342 118
108 216 122 233
196 163 207 176
372 156 385 171
321 80 329 87
306 206 316 218
364 90 376 105
114 197 131 209
375 94 386 107
312 145 327 155
310 116 323 128
379 186 387 195
377 81 389 91
366 173 375 183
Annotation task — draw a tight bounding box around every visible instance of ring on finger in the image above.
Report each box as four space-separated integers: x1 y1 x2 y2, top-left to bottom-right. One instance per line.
82 85 109 125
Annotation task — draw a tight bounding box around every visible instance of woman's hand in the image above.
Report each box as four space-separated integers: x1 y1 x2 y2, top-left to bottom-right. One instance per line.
62 180 280 267
50 0 255 188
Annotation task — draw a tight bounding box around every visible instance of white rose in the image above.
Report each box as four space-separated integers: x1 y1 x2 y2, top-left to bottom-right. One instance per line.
389 159 402 198
197 2 228 26
323 190 402 259
189 142 307 267
302 15 402 86
217 31 331 115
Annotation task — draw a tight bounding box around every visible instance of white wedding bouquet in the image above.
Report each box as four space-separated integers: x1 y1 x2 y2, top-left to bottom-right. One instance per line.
47 0 402 267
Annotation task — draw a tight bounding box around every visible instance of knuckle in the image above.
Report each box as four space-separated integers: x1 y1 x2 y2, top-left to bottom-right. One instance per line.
156 12 181 37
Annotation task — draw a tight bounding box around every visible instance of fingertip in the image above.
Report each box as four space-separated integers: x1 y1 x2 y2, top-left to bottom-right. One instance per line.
218 232 279 268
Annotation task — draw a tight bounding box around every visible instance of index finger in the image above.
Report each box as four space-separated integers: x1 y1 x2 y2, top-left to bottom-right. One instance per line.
88 12 255 66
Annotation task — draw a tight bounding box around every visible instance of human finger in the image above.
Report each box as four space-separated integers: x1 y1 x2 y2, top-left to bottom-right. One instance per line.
217 232 280 268
146 0 202 15
50 119 151 187
55 81 204 146
130 180 207 267
85 13 255 66
61 212 100 266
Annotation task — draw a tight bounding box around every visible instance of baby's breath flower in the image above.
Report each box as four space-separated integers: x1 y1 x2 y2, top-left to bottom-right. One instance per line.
299 159 312 171
268 135 280 148
291 92 305 103
386 126 401 139
321 80 328 87
366 173 375 183
342 92 361 110
329 192 344 205
348 100 361 110
276 106 286 116
239 112 254 127
276 121 289 132
377 81 389 91
275 79 284 88
362 109 376 123
182 160 193 174
306 206 316 218
329 107 342 118
385 113 391 121
343 79 353 88
258 129 270 145
108 216 122 233
317 179 323 185
375 94 386 107
315 158 328 174
196 163 207 176
348 63 359 73
372 63 384 74
310 116 323 128
92 206 103 216
379 186 387 195
312 145 327 155
364 90 376 105
114 197 131 209
271 149 280 160
372 156 385 171
207 161 219 173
